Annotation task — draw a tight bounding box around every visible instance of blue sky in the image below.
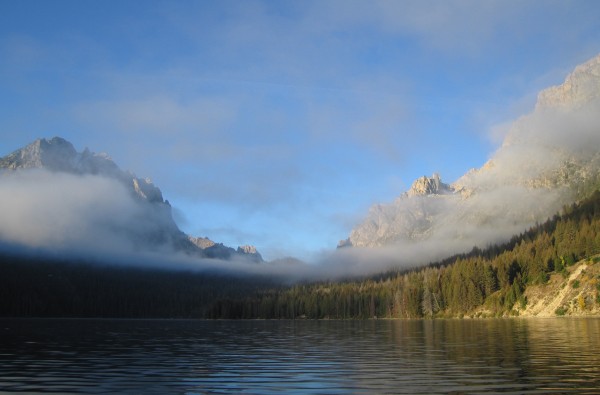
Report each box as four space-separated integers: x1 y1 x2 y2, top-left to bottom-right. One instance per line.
1 0 600 261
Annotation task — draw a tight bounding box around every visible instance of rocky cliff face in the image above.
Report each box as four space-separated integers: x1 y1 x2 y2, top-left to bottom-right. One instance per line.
536 55 600 110
405 173 453 197
188 235 263 262
345 54 600 250
0 137 262 261
0 137 165 203
188 236 216 250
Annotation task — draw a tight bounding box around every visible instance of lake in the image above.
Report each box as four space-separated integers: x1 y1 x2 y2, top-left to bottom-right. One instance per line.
1 318 599 394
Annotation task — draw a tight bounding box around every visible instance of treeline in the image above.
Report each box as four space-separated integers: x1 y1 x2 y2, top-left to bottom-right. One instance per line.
208 190 600 319
0 256 277 318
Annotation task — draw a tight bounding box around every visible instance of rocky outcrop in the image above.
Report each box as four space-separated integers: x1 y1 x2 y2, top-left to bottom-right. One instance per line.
469 257 600 318
518 260 599 317
0 136 78 171
0 137 165 203
188 236 216 250
237 245 263 262
536 55 600 110
405 173 454 197
188 235 263 262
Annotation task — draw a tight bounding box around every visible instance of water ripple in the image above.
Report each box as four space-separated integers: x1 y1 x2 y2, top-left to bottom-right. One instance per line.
1 318 599 394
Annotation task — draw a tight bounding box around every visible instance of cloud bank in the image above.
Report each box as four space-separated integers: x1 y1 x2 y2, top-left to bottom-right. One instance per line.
0 168 314 277
333 60 600 278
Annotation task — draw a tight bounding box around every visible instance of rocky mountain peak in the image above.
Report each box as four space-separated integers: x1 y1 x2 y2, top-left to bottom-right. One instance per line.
0 137 77 171
536 54 600 110
406 173 453 197
188 235 263 262
237 245 257 254
187 236 216 249
131 177 163 203
237 245 263 262
1 136 165 204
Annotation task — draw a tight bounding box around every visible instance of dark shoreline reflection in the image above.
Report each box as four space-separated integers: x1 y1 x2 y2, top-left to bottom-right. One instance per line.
1 318 599 394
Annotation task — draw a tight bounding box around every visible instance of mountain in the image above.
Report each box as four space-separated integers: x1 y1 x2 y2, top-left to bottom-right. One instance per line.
188 235 263 262
0 137 262 262
218 190 600 319
344 54 600 250
0 136 172 207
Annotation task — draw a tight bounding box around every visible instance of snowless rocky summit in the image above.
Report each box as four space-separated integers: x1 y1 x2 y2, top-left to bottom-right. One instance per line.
344 54 600 249
188 236 217 250
188 235 263 262
405 173 453 197
0 137 165 203
0 137 262 261
536 54 600 110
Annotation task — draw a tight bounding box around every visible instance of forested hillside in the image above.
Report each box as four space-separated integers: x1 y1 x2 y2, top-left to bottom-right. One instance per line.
0 257 276 318
208 191 600 319
2 191 600 319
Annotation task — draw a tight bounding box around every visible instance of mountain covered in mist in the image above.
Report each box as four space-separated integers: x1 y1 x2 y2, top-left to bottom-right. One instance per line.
188 235 263 262
0 137 262 262
343 54 600 251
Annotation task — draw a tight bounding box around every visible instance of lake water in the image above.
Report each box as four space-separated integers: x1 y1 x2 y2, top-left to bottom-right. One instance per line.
1 318 599 394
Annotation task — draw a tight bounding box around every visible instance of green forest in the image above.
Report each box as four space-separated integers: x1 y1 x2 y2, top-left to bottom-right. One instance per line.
2 191 600 319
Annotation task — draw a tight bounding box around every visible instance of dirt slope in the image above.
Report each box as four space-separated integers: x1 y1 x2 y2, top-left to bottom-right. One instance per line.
517 258 600 317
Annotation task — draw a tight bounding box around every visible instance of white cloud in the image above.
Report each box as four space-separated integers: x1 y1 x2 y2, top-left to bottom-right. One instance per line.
0 168 280 273
0 170 140 251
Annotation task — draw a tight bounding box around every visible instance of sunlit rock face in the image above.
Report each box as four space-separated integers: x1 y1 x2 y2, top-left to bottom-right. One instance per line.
406 173 454 197
236 245 263 263
188 236 217 250
346 54 600 250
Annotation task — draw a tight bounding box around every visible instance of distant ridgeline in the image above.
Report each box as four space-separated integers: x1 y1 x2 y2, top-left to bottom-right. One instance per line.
2 191 600 319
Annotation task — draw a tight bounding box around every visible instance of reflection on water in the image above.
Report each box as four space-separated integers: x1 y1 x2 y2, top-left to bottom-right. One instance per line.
0 318 599 394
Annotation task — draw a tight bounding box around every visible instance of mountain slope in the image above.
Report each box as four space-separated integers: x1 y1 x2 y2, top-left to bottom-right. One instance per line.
212 190 600 319
0 137 262 262
345 54 600 251
0 137 168 205
517 259 600 317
